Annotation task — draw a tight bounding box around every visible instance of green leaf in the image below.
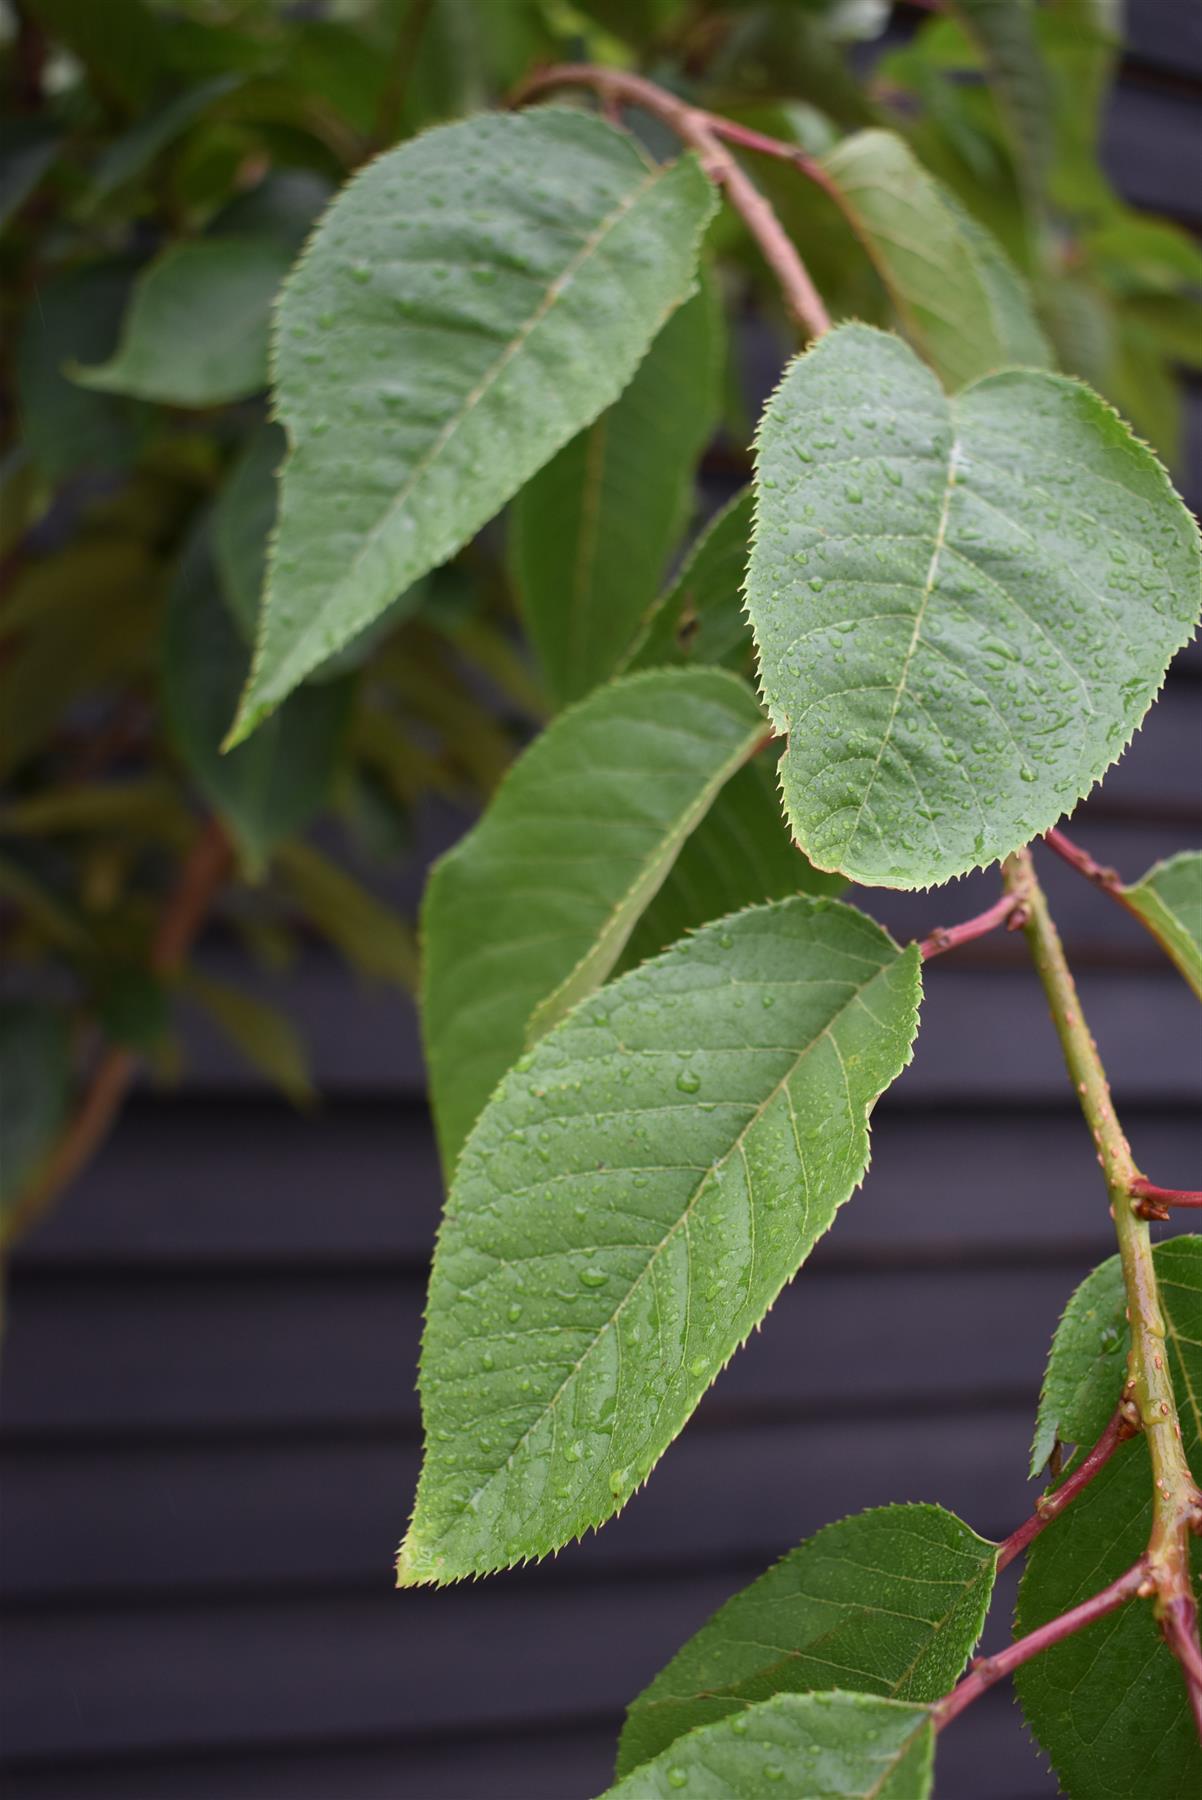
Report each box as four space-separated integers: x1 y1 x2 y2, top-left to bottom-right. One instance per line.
0 1002 70 1218
399 896 921 1584
90 73 242 198
602 1692 933 1800
164 523 351 874
1029 1254 1126 1478
624 488 755 675
24 0 164 110
1121 852 1202 1000
946 0 1052 213
16 262 151 477
421 668 770 1174
274 841 417 990
75 238 290 408
746 323 1201 888
511 281 721 706
184 973 313 1107
0 117 60 231
818 129 1050 389
617 1502 996 1778
1016 1238 1202 1799
229 108 717 742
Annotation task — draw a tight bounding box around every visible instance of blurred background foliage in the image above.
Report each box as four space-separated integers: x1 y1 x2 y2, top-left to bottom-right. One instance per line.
1 0 1198 1252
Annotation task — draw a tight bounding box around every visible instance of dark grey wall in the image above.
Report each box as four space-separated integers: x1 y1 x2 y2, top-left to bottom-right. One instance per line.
2 6 1200 1796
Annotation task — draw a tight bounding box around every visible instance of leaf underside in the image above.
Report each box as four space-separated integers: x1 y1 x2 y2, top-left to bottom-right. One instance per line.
747 323 1201 888
401 896 921 1585
617 1502 996 1778
1122 851 1202 998
421 668 770 1175
230 107 716 740
1016 1237 1202 1798
603 1691 934 1800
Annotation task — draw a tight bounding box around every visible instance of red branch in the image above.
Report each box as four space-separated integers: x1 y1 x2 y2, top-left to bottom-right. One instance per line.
997 1408 1136 1572
1130 1178 1202 1221
932 1562 1149 1731
918 891 1025 961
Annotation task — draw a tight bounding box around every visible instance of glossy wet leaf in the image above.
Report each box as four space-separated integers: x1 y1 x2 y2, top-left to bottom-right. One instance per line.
1029 1253 1126 1478
617 1503 996 1777
1121 852 1202 999
400 897 921 1583
1016 1237 1202 1799
75 238 289 407
230 108 716 741
746 324 1201 888
625 488 755 675
603 1692 933 1800
819 129 1050 388
0 1002 70 1218
164 524 351 874
511 282 721 706
422 668 770 1174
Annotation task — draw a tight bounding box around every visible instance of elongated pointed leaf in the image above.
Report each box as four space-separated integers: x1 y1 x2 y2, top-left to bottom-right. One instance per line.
229 109 716 741
421 668 770 1174
603 1692 933 1800
819 129 1050 389
1029 1254 1125 1478
512 282 721 706
1122 852 1202 998
747 324 1201 888
624 488 755 675
947 0 1051 213
400 896 921 1584
617 1503 996 1777
1016 1237 1202 1798
75 237 289 407
0 1002 70 1219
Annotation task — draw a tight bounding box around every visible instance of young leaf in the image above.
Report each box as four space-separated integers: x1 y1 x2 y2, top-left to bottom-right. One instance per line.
1121 852 1202 999
1029 1253 1125 1478
421 668 771 1174
819 129 1051 388
399 896 921 1584
746 323 1201 889
603 1692 933 1800
624 488 755 675
511 281 721 706
74 238 290 408
164 524 351 874
617 1502 996 1777
1016 1237 1202 1798
229 108 717 742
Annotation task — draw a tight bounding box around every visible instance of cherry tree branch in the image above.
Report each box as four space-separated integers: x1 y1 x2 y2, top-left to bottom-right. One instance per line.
0 816 233 1255
918 890 1026 961
1131 1179 1202 1220
997 1405 1138 1573
510 64 831 340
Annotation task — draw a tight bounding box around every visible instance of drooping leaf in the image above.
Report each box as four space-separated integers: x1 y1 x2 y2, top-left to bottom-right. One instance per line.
818 129 1050 388
946 0 1052 214
746 323 1201 888
624 488 755 674
16 262 151 477
511 281 721 706
74 238 290 407
1016 1238 1202 1799
617 1503 996 1777
1029 1253 1126 1478
616 757 844 977
184 973 313 1107
1121 852 1202 999
164 523 351 873
399 896 921 1584
603 1692 934 1800
421 668 771 1173
228 108 717 741
273 842 417 990
0 1002 70 1219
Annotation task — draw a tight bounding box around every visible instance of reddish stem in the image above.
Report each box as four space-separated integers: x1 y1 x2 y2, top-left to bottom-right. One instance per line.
918 891 1025 961
1130 1178 1202 1221
997 1408 1136 1572
932 1562 1148 1731
1044 825 1124 892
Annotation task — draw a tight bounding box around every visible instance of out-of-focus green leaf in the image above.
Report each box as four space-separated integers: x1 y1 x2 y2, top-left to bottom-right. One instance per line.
75 237 290 407
0 779 186 843
946 0 1051 214
0 1002 71 1218
91 73 242 198
185 972 313 1106
16 262 152 477
624 489 755 675
274 840 417 989
228 108 716 741
511 280 721 706
96 966 170 1053
212 168 334 252
0 118 61 230
163 524 351 873
1122 852 1202 998
24 0 165 110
